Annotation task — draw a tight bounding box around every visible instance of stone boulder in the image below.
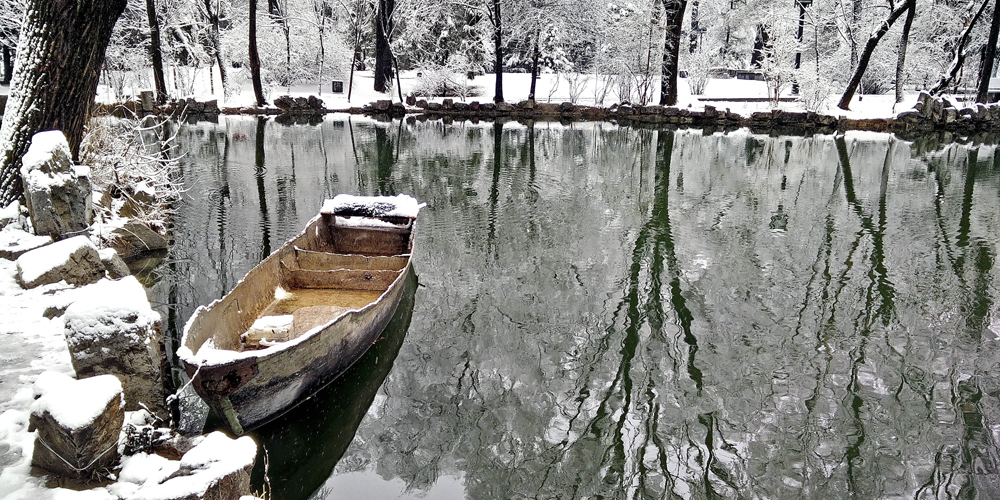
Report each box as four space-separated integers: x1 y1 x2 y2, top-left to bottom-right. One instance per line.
16 235 105 288
122 432 257 500
107 221 169 258
0 228 52 260
120 181 158 219
64 276 165 416
29 372 124 479
19 131 93 240
0 201 20 229
140 91 155 112
99 247 131 279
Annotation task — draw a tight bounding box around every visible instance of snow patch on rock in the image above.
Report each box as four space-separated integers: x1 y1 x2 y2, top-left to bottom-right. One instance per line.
63 276 159 341
30 372 123 432
120 431 257 500
15 235 104 288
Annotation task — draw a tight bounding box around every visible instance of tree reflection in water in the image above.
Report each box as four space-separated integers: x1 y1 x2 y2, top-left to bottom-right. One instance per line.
155 118 1000 500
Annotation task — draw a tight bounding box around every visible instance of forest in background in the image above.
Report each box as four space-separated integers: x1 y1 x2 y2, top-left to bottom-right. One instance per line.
2 0 1000 108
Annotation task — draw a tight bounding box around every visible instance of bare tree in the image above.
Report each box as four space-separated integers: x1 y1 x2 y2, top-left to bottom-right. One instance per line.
374 0 395 92
146 0 168 104
199 0 229 98
977 0 1000 102
488 0 504 101
0 0 127 206
249 0 267 105
837 1 912 110
895 0 916 104
930 0 990 95
660 0 687 106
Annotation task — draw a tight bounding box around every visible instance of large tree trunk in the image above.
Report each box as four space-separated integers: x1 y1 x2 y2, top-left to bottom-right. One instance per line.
931 0 990 95
659 0 686 106
0 0 126 206
145 0 168 104
977 0 1000 102
492 0 504 102
895 0 916 104
249 0 266 106
374 0 395 93
837 2 912 110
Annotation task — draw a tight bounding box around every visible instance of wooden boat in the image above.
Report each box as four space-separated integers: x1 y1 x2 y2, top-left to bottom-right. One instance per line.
178 194 422 434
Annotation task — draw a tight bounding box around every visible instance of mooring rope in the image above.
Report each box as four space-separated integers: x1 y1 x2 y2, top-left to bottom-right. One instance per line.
35 433 122 472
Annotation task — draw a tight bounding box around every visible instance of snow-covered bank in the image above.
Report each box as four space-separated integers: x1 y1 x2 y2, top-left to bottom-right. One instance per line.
0 253 260 500
84 68 1000 136
88 67 933 122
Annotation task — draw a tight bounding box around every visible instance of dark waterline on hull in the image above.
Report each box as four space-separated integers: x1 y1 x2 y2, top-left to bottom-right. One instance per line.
147 116 1000 500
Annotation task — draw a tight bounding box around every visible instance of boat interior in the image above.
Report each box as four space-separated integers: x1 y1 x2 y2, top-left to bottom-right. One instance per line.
186 212 414 354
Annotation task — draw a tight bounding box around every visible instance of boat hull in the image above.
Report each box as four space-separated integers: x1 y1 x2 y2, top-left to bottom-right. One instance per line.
180 204 418 434
187 264 409 432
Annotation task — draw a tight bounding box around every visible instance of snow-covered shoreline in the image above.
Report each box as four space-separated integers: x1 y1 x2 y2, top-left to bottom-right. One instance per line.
79 69 1000 136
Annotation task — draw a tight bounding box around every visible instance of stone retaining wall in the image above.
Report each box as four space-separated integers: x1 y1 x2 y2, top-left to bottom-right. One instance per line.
88 92 1000 135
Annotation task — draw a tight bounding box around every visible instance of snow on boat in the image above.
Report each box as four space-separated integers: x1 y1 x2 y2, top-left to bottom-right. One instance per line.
178 194 423 434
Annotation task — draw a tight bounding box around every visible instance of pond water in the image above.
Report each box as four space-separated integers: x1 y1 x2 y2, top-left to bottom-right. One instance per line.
149 115 1000 499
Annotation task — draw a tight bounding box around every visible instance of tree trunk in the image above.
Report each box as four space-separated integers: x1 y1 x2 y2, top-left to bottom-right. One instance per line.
793 0 806 95
317 10 325 95
348 39 359 101
249 0 266 106
977 0 1000 102
895 0 916 104
492 0 504 102
529 31 539 100
374 0 395 93
849 0 862 72
659 0 686 106
1 47 12 85
837 2 912 110
0 0 126 206
689 0 699 53
931 0 990 95
202 0 228 99
750 24 768 68
145 0 168 104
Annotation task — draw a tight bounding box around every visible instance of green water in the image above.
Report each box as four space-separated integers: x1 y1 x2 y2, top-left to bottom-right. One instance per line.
151 116 1000 499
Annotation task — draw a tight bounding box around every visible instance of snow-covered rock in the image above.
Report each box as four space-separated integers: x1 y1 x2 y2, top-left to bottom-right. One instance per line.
0 201 20 229
64 276 165 415
28 372 124 479
15 235 105 288
19 130 93 240
99 247 131 279
120 431 257 500
120 181 157 218
0 227 52 260
103 220 169 258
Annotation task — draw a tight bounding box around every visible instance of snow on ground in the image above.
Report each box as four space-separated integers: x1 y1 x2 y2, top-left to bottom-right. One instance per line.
0 257 107 499
0 255 165 500
80 66 945 121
